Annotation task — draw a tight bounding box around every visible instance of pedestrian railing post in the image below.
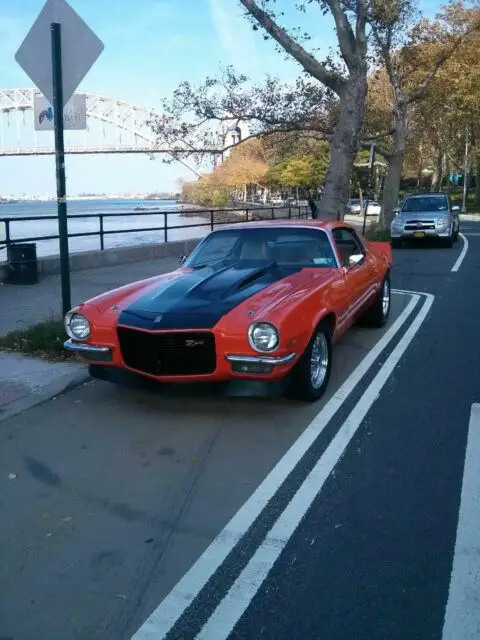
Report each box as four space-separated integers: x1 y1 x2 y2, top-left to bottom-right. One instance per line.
288 206 292 219
99 214 104 250
164 212 168 243
271 207 275 219
210 210 215 231
246 209 249 222
5 219 11 246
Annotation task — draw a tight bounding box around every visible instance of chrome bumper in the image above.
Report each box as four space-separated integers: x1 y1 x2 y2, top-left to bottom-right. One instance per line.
64 339 112 360
225 353 296 366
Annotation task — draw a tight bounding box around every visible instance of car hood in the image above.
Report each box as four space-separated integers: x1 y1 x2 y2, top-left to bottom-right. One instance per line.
115 261 334 330
400 210 449 220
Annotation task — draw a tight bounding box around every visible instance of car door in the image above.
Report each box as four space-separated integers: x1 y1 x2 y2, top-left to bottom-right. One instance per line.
331 227 378 325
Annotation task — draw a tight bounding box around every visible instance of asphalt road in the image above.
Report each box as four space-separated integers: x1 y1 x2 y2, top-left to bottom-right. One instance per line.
1 220 479 640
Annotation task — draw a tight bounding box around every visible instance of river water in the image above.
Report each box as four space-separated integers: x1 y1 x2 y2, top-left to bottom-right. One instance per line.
0 199 214 258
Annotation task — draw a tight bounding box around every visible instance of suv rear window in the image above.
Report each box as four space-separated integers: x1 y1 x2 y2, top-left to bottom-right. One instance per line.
403 196 448 212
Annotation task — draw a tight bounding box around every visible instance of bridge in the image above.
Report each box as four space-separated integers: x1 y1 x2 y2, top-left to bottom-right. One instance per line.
0 88 227 172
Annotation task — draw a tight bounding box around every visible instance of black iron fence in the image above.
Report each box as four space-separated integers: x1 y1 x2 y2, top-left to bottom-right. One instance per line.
0 205 310 257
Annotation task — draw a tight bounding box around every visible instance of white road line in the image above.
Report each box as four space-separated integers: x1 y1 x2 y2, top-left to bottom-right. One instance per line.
131 290 425 640
451 234 469 272
196 292 434 640
442 404 480 640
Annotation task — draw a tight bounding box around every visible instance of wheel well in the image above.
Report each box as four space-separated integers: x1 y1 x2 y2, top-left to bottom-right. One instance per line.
318 312 336 337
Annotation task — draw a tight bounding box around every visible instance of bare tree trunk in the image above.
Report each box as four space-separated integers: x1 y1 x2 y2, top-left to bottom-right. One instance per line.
445 153 451 194
473 156 480 205
380 104 408 229
417 143 423 188
431 151 443 191
321 74 368 221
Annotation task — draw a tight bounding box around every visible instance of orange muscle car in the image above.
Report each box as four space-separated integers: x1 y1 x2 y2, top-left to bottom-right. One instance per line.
64 220 392 401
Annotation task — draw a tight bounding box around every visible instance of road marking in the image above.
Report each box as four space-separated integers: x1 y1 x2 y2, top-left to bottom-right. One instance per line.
131 290 427 640
442 404 480 640
451 234 469 272
196 292 434 639
462 232 480 236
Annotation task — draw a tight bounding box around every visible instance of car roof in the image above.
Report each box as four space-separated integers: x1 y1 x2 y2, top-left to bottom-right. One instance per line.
406 192 448 199
218 219 358 233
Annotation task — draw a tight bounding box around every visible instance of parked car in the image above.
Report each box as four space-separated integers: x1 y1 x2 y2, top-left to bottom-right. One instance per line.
64 221 392 402
390 193 460 248
346 199 381 216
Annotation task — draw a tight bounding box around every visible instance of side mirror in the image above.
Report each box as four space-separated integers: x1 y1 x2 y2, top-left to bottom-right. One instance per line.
348 254 365 268
452 205 460 212
393 207 400 215
179 254 188 265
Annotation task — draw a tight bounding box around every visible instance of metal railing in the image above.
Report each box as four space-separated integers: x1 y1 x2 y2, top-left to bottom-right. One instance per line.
0 205 310 256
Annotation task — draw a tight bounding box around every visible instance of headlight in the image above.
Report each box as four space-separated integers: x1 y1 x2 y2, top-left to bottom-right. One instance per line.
248 322 279 352
392 217 403 228
436 216 449 226
65 311 91 340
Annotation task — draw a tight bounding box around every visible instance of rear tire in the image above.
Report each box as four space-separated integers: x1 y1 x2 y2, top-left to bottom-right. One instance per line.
391 239 402 249
288 322 332 402
359 274 391 328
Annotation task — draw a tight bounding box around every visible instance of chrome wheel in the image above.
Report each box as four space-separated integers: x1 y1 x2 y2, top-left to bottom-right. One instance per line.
382 279 390 317
310 332 329 389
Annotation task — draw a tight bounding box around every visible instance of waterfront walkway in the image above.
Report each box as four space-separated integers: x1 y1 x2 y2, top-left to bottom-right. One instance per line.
0 255 179 336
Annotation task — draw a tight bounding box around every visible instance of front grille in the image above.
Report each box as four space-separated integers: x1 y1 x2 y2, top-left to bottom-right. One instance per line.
117 327 216 376
405 220 435 230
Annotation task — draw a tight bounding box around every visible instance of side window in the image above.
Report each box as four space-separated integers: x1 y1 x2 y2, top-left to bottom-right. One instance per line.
332 228 364 267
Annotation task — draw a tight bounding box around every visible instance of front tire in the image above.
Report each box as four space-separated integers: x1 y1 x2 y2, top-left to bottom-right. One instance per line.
289 322 332 402
360 274 391 328
391 238 402 249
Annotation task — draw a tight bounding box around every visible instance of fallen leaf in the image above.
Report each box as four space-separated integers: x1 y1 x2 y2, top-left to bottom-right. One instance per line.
8 473 17 480
115 594 127 600
62 517 73 523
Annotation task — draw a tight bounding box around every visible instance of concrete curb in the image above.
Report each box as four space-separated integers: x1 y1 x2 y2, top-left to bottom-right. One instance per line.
0 354 90 424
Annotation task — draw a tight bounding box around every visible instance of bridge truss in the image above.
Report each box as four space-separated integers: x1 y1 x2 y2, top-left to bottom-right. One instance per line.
0 88 223 174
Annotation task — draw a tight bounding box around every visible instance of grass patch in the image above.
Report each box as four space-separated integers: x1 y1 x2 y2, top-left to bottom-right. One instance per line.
365 223 391 242
0 318 77 361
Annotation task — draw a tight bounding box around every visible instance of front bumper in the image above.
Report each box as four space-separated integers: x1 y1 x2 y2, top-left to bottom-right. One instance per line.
64 339 113 362
225 353 296 375
391 225 451 239
64 337 297 381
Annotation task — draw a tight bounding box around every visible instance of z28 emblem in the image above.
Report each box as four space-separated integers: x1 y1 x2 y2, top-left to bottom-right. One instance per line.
184 339 204 347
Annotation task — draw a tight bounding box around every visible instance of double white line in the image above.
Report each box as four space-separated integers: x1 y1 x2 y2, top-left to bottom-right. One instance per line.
132 290 434 640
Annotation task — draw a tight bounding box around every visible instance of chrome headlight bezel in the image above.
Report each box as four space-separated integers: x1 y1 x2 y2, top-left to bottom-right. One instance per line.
436 215 450 226
65 311 91 341
248 322 280 353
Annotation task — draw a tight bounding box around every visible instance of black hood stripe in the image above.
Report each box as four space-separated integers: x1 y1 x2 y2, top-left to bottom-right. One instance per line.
118 262 303 330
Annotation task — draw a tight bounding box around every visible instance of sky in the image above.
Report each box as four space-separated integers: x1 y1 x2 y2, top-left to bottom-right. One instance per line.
0 0 443 197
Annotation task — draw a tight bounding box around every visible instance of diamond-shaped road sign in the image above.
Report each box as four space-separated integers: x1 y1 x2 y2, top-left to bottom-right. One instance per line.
15 0 104 107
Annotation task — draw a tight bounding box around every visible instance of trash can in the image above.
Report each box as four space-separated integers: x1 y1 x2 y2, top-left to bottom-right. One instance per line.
7 243 39 285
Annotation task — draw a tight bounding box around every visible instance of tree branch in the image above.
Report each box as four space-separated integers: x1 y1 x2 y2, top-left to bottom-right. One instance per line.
407 20 480 104
323 0 357 67
239 0 346 94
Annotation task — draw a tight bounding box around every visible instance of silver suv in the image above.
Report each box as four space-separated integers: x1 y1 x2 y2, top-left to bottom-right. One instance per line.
390 193 460 248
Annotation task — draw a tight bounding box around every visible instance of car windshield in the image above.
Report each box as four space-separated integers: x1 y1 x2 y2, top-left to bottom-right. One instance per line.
403 196 449 212
186 227 337 269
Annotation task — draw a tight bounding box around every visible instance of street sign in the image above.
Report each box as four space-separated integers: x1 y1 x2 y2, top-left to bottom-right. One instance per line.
15 0 104 107
34 93 87 131
15 0 104 317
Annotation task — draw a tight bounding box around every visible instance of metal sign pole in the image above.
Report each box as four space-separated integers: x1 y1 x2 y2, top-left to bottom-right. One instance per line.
51 22 71 316
362 143 376 235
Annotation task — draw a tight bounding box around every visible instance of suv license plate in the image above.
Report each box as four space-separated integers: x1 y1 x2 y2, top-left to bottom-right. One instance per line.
413 231 425 238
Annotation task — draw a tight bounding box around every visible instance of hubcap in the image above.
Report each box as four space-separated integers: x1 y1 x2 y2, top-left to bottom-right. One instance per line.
310 333 329 389
382 279 390 317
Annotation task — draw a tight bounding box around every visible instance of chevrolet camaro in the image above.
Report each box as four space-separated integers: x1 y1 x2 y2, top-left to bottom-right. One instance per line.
64 220 392 401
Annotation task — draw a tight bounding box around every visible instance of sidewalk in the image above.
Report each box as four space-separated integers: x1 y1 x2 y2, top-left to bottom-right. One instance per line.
0 255 179 421
0 255 179 337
